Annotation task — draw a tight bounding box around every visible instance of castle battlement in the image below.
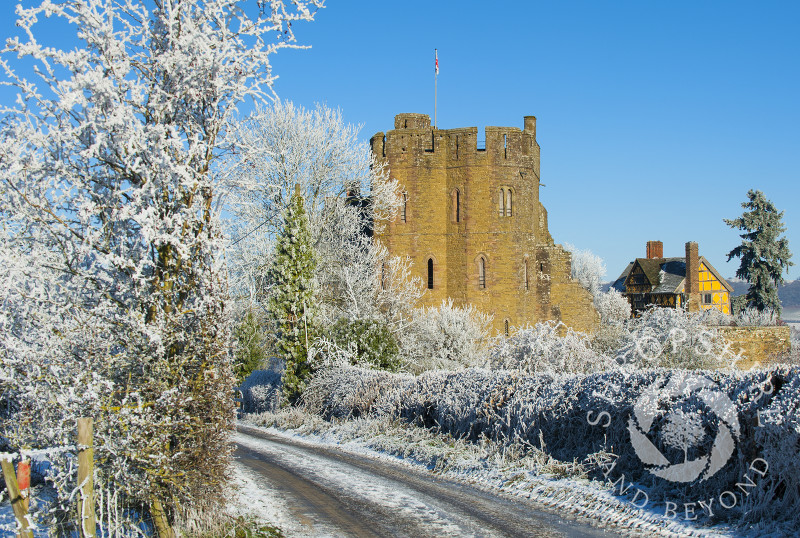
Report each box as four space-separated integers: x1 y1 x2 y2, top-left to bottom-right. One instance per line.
370 114 540 165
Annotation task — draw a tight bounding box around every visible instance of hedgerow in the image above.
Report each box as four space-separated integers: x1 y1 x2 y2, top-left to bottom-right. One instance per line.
302 364 800 527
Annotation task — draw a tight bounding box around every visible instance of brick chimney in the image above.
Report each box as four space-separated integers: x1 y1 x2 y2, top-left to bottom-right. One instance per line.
685 241 700 312
646 240 663 259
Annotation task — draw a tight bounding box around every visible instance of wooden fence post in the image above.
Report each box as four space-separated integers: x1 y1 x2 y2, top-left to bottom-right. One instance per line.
1 457 33 538
77 418 96 538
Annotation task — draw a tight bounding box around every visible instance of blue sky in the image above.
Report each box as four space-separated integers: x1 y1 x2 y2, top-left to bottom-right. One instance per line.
268 1 800 281
2 1 798 281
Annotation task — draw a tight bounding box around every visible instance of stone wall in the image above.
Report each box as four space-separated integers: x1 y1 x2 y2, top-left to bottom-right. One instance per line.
716 326 792 369
372 113 598 335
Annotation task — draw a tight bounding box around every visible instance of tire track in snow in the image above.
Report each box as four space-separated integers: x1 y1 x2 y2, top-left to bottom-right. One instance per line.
235 426 622 537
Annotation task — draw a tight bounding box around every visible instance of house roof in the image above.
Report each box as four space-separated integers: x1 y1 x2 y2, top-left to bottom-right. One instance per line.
612 256 734 295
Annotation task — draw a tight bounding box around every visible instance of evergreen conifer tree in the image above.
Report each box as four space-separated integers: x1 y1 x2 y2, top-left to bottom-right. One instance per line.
724 190 793 316
267 185 318 401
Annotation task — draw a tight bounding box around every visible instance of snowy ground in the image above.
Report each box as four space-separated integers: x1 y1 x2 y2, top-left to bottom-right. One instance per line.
236 416 789 537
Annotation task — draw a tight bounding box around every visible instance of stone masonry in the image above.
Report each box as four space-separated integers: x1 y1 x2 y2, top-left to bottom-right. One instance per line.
371 113 598 335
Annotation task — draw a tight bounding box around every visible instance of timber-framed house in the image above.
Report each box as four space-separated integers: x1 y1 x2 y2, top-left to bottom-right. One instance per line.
612 241 733 316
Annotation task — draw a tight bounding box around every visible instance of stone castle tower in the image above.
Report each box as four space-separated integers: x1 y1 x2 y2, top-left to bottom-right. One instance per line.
371 113 598 335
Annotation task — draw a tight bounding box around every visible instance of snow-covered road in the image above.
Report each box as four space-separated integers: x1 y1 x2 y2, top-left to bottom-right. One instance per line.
234 425 623 537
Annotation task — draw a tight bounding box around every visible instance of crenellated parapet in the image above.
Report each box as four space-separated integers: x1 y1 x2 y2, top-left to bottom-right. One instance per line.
370 113 540 172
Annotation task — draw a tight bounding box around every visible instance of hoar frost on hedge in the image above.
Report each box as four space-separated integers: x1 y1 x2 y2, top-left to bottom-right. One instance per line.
490 321 616 375
304 365 800 528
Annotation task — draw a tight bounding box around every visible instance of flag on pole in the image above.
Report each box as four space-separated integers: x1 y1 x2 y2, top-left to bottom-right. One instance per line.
435 49 439 75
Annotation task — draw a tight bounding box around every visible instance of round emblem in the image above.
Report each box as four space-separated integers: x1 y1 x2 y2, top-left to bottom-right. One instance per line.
628 373 740 483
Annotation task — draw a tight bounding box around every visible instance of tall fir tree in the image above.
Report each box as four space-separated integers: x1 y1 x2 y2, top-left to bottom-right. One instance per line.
724 190 793 316
267 185 318 401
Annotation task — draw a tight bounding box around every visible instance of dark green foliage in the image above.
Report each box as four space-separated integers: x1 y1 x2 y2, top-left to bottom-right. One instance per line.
731 294 748 316
725 190 793 316
327 318 401 371
233 309 268 384
266 188 318 402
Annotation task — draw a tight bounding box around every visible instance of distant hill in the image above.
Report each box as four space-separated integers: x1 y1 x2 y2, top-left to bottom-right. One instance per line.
727 279 800 309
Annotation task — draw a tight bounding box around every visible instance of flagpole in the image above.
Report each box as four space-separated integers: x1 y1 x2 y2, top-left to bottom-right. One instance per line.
434 49 438 129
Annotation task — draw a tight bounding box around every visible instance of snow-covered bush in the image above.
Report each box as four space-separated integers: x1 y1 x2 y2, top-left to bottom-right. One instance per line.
302 366 413 420
701 306 780 327
593 289 631 326
240 369 283 414
400 299 493 373
489 322 616 375
736 307 781 327
616 307 739 369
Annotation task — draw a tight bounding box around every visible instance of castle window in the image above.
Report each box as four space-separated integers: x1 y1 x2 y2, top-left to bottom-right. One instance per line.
478 257 486 289
504 134 508 159
498 188 505 216
524 259 529 290
504 319 510 336
427 258 434 289
451 188 461 223
401 192 407 222
498 187 513 217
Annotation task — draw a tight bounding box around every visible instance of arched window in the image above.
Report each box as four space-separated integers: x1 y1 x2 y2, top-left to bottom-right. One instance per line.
504 319 510 337
498 188 505 216
451 188 461 222
478 257 486 289
401 192 408 222
505 189 513 217
427 258 434 290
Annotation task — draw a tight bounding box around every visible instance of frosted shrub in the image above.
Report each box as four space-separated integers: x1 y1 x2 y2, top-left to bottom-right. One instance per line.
489 322 616 375
700 307 734 327
617 307 739 369
302 366 412 419
702 306 779 327
240 370 282 414
736 307 780 327
400 299 492 373
593 289 631 326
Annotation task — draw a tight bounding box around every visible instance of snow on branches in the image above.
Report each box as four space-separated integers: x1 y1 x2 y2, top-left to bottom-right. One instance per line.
0 0 322 527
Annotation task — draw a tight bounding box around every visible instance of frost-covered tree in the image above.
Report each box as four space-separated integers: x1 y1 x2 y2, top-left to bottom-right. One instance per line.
0 0 321 530
565 243 606 296
225 100 421 332
564 244 629 325
725 190 793 316
267 187 318 401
